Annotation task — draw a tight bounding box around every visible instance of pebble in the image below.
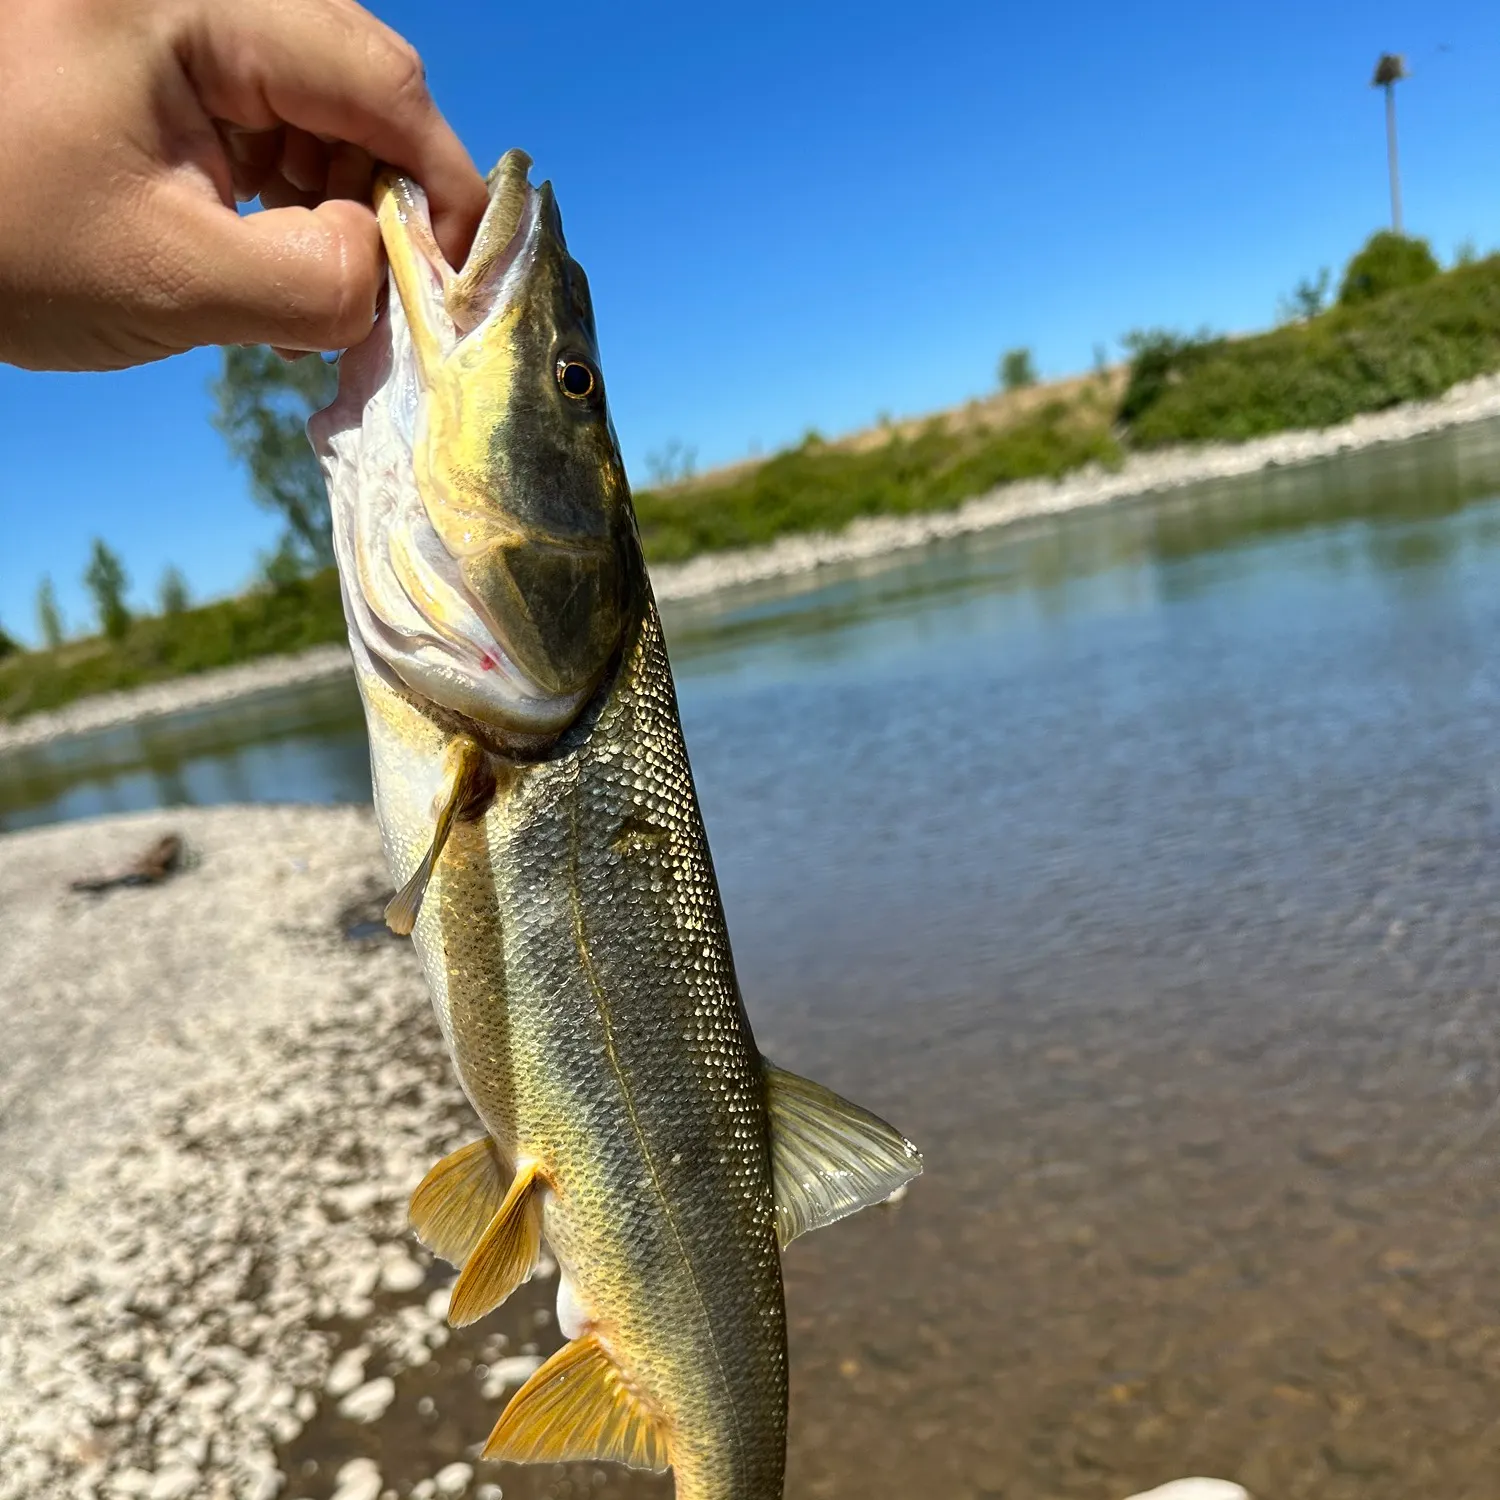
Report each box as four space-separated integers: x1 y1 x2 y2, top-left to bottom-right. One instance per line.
147 1467 199 1500
338 1376 397 1424
433 1463 473 1496
379 1246 426 1294
331 1457 384 1500
1120 1482 1250 1500
325 1347 369 1398
479 1354 543 1400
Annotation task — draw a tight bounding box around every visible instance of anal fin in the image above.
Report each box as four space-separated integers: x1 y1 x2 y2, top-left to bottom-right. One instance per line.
483 1333 669 1472
409 1136 511 1267
448 1161 544 1327
385 735 495 935
764 1061 922 1248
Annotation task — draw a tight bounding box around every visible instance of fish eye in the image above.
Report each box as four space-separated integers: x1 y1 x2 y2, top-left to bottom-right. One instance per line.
557 357 598 401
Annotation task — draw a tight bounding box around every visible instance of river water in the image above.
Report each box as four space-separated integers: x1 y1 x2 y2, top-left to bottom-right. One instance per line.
11 421 1500 1497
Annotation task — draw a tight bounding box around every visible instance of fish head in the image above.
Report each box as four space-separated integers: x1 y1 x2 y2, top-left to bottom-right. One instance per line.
313 150 638 742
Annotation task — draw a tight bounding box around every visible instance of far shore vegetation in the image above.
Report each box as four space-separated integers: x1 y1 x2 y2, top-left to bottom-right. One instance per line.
5 228 1500 723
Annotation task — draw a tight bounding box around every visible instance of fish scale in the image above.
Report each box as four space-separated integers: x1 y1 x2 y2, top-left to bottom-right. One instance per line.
315 148 920 1500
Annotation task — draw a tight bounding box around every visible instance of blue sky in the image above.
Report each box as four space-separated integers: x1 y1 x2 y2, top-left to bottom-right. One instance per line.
3 0 1499 642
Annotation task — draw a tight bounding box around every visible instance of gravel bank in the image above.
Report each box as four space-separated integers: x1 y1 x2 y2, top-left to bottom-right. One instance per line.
7 371 1500 757
0 645 352 755
0 806 533 1500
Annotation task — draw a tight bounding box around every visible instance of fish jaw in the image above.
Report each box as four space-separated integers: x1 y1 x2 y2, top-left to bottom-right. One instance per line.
311 152 639 746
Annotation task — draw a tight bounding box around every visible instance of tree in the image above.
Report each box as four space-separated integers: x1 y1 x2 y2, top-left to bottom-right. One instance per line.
0 623 18 659
1277 267 1331 323
158 566 190 615
36 576 64 648
211 346 339 566
84 538 131 641
644 438 698 488
1338 230 1439 307
999 347 1037 392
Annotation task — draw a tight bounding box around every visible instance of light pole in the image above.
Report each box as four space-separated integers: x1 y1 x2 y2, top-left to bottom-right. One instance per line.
1372 53 1408 235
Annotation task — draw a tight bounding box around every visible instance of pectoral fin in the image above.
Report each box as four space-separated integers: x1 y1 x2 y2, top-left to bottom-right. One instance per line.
409 1136 511 1266
448 1161 543 1327
385 735 494 935
764 1062 922 1248
483 1333 669 1472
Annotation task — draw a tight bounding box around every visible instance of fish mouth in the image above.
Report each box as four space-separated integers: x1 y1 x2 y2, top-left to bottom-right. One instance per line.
312 152 630 741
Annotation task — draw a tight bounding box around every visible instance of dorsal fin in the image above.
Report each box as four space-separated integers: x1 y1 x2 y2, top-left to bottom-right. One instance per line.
448 1162 544 1327
764 1062 922 1248
483 1333 669 1472
409 1136 511 1266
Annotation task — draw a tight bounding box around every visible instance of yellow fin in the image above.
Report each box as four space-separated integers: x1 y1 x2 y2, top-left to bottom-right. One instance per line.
482 1333 669 1472
764 1061 922 1248
409 1137 511 1267
384 736 494 935
448 1162 543 1328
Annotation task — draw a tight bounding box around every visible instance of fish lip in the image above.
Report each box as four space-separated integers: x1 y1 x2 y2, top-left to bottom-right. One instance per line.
314 153 626 740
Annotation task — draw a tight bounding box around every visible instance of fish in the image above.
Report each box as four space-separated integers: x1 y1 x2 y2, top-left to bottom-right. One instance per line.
311 149 921 1500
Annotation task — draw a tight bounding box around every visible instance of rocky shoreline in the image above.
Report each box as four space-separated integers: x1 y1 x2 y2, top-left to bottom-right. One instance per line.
0 805 1254 1500
7 370 1500 757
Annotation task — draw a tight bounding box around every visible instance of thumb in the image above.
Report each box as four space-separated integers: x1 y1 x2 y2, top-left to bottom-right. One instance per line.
163 195 383 353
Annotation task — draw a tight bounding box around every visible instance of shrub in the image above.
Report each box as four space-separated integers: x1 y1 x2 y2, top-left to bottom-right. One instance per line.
1115 329 1222 427
1338 231 1439 306
999 347 1037 392
158 566 190 615
1120 254 1500 446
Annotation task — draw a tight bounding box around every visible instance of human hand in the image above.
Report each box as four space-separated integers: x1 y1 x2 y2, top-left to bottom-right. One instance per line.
0 0 488 371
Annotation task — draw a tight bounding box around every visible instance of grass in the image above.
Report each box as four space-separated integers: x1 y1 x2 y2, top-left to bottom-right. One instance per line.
633 383 1123 562
0 572 346 723
1121 254 1500 447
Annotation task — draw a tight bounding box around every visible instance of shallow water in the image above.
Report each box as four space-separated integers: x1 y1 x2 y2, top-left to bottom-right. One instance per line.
15 419 1500 1496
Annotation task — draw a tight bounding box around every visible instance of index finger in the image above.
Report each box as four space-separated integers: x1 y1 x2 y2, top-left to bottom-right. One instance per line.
173 0 486 264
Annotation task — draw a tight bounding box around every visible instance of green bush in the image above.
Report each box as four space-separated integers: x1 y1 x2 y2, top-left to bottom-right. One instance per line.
1119 254 1500 446
999 347 1037 392
1338 231 1439 307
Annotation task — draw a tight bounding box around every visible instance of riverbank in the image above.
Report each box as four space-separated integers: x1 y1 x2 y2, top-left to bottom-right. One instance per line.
0 804 1249 1500
7 368 1500 755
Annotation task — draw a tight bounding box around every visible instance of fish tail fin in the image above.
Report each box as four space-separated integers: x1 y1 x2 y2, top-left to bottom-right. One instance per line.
447 1161 544 1327
763 1061 922 1248
482 1333 670 1473
409 1136 511 1266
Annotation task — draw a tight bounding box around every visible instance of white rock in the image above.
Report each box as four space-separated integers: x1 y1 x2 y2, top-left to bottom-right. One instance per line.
1121 1482 1251 1500
325 1347 369 1398
147 1467 199 1500
434 1462 472 1497
479 1354 543 1401
378 1246 426 1294
331 1458 383 1500
475 1486 504 1500
337 1377 396 1424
